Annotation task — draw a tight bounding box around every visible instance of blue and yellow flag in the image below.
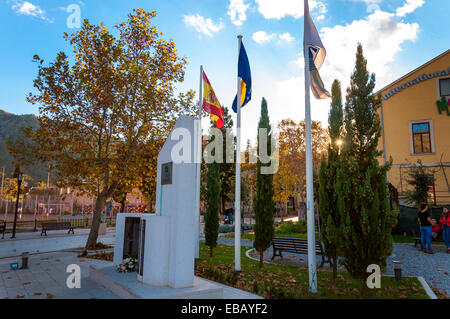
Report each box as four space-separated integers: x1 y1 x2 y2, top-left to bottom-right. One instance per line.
232 42 252 113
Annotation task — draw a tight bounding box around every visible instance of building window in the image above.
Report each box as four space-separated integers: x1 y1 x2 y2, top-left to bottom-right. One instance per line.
440 78 450 97
411 122 432 154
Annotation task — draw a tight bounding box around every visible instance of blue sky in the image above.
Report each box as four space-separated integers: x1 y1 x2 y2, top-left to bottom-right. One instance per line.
0 0 448 143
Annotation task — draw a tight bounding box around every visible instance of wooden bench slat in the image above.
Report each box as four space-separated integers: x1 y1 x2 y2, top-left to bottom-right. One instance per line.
271 237 331 268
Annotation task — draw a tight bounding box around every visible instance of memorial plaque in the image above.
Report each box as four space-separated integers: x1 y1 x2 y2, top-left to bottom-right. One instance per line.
123 217 140 259
161 162 173 185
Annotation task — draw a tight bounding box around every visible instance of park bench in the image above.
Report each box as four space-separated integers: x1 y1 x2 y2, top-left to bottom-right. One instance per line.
0 221 6 239
271 237 331 268
41 222 74 236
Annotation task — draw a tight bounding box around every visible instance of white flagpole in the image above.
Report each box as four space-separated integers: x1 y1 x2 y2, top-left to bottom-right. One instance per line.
304 0 318 294
195 65 203 259
234 35 243 272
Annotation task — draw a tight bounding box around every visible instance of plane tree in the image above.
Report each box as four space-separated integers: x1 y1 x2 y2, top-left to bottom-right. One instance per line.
9 9 195 249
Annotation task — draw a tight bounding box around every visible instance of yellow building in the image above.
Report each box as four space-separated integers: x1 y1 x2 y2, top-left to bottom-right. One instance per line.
377 49 450 205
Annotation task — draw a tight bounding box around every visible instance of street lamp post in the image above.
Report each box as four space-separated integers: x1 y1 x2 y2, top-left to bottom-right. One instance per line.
11 166 23 239
0 167 4 203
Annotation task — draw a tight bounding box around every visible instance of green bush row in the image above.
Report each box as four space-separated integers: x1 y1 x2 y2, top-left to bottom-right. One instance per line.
218 224 254 233
275 220 307 234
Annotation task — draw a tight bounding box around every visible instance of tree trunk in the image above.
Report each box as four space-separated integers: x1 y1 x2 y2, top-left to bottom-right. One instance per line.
120 199 126 213
259 248 264 268
332 255 337 280
85 194 106 249
221 196 225 215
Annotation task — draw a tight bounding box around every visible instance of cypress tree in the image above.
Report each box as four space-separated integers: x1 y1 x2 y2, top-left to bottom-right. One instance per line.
318 79 343 280
338 43 397 285
204 125 222 258
219 107 235 214
254 98 275 268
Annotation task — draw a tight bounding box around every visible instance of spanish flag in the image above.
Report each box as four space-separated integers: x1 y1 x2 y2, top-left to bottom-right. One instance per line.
202 71 224 129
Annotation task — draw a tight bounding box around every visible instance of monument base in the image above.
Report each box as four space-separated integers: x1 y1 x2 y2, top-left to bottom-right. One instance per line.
89 265 223 299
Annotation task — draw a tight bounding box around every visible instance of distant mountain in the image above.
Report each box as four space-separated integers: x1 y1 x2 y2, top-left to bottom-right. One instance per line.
0 109 47 184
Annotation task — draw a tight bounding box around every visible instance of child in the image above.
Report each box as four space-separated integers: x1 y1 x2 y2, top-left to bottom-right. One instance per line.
431 219 440 240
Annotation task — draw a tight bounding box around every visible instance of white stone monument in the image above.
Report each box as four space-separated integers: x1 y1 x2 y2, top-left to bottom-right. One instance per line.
113 115 197 289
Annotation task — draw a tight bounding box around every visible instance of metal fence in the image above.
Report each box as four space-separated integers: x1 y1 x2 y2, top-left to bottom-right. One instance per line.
57 214 116 227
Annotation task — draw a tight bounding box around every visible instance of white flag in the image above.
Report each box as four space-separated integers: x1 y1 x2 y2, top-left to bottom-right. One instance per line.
304 0 330 99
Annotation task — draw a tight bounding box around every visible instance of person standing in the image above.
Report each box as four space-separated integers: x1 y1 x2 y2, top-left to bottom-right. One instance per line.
440 207 450 254
418 203 433 254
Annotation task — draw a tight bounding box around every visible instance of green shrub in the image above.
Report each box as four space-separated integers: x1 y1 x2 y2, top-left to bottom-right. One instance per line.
218 224 254 233
252 281 260 294
226 271 240 285
265 282 298 299
275 221 307 234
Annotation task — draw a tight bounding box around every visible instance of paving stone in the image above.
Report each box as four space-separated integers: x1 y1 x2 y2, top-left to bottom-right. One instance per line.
6 286 30 299
0 235 259 299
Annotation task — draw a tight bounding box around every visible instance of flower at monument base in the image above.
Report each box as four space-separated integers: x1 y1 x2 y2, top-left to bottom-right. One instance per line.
117 257 138 273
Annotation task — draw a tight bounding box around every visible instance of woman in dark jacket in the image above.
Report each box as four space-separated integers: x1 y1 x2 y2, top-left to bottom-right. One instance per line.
418 203 433 254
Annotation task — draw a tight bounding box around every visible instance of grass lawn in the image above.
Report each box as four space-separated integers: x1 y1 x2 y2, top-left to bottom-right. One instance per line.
196 242 429 299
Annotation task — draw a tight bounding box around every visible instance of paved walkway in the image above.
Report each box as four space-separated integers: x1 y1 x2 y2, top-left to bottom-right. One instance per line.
385 243 450 295
0 228 260 299
0 251 117 299
0 228 116 258
0 250 261 299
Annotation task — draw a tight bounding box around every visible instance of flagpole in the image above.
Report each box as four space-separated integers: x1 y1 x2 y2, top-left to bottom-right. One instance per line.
195 65 203 259
304 0 318 294
235 35 243 272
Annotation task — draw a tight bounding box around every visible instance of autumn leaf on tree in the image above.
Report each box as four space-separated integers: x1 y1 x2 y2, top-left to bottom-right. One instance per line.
8 9 196 249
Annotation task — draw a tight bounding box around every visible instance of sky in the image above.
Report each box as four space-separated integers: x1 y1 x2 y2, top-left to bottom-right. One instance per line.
0 0 449 144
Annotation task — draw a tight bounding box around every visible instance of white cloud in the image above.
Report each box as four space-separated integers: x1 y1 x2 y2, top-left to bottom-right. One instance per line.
228 0 249 26
255 0 327 20
396 0 424 17
316 14 325 21
252 31 276 44
184 14 224 37
269 1 422 129
348 0 382 3
252 31 295 44
318 9 419 86
11 1 48 21
279 32 295 43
